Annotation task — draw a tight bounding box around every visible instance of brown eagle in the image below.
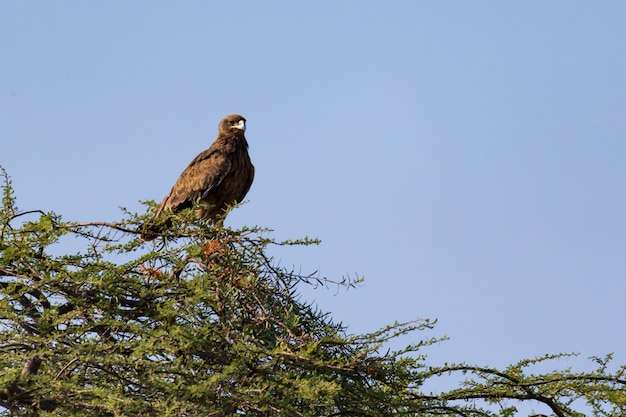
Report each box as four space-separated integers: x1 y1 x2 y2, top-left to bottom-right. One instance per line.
141 114 254 240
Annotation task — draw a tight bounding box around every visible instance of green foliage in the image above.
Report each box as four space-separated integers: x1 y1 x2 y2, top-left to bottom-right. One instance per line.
1 167 625 416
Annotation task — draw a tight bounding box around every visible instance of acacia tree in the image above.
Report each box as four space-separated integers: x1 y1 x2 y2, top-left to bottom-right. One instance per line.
0 167 625 417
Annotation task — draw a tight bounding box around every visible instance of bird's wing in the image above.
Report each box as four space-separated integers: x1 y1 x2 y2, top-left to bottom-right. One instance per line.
155 149 232 216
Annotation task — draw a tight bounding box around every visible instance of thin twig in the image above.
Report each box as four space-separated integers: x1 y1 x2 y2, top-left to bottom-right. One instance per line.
55 356 79 380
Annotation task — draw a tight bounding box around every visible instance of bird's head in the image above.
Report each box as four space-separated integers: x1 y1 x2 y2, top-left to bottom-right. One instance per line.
220 114 246 134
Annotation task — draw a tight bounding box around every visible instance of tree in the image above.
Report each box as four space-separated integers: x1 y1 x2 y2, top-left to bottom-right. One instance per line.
1 166 625 417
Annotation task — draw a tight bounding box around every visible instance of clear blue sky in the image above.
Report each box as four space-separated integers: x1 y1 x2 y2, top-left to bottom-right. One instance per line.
2 0 625 402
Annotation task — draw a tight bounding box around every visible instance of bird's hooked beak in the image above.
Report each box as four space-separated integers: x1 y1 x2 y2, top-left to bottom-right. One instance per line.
234 119 246 132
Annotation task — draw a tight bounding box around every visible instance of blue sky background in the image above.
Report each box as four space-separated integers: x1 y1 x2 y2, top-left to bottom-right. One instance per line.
2 2 625 412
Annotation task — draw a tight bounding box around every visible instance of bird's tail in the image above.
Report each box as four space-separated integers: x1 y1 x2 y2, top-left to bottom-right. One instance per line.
140 218 172 241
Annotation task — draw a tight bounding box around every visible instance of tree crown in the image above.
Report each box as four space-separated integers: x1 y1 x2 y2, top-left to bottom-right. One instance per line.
1 167 625 416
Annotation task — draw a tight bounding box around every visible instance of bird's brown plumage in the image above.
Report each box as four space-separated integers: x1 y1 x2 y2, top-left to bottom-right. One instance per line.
141 114 254 240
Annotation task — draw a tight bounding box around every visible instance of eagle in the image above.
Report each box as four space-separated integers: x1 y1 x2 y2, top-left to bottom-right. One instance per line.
141 114 254 240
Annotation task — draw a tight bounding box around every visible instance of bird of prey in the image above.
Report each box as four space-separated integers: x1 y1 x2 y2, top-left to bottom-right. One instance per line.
141 114 254 240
